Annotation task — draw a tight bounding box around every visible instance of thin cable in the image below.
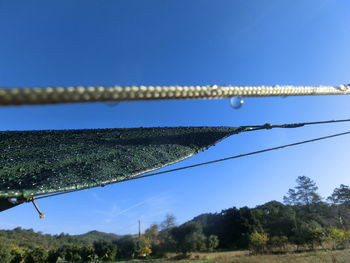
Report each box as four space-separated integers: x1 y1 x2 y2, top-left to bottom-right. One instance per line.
33 129 350 201
1 84 350 106
238 118 350 132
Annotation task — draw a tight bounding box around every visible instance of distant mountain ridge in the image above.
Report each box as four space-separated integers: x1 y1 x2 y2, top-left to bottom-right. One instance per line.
0 228 124 250
76 230 121 242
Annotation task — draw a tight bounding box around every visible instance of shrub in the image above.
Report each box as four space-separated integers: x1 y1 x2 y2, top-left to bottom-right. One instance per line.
328 227 346 249
24 248 48 263
249 232 268 254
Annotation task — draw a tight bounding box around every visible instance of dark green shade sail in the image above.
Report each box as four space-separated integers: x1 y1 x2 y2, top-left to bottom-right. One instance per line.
0 127 239 202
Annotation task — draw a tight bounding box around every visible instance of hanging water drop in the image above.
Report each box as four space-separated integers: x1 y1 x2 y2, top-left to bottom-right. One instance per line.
230 96 244 109
338 84 350 91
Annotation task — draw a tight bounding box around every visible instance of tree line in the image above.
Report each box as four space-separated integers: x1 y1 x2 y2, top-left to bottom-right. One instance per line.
191 176 350 253
1 176 350 262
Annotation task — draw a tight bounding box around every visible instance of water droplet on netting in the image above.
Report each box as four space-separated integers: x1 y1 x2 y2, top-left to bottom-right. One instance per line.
104 102 119 107
230 97 244 109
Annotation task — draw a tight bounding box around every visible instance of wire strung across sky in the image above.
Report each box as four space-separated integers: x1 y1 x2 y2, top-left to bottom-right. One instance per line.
32 118 350 201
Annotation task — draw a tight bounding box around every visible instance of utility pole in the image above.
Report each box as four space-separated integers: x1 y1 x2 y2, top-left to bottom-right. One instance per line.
138 220 141 237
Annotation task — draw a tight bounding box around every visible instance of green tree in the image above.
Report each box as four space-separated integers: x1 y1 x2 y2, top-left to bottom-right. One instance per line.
79 245 95 262
328 227 346 249
171 221 206 254
93 240 117 261
327 185 350 228
158 215 177 254
249 232 268 254
217 206 262 249
47 249 59 263
115 235 136 259
268 236 288 252
307 228 325 250
135 236 152 258
206 235 219 251
283 176 322 206
10 246 25 263
144 224 159 244
328 184 350 204
293 221 325 250
64 246 81 263
144 224 160 256
24 248 48 263
253 201 297 238
0 238 12 263
161 214 176 230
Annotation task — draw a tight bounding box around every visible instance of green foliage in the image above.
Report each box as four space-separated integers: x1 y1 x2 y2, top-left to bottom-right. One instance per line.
24 247 47 263
171 221 207 254
64 246 82 262
76 230 120 243
198 206 262 249
10 246 25 263
253 201 296 237
47 249 59 263
268 236 288 251
144 224 159 242
135 236 152 258
79 245 95 262
144 224 162 256
158 229 177 255
0 238 12 263
328 184 350 204
206 235 219 251
283 176 322 206
115 235 136 259
2 179 350 258
93 240 117 261
161 214 176 230
0 228 121 251
156 215 177 255
328 227 347 249
293 221 326 250
249 232 268 254
306 228 325 250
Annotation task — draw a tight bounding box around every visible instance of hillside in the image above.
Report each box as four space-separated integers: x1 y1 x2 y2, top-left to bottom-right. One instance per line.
0 228 122 250
76 230 121 243
1 177 350 262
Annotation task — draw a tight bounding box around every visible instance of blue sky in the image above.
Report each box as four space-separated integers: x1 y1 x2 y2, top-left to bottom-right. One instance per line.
1 0 350 235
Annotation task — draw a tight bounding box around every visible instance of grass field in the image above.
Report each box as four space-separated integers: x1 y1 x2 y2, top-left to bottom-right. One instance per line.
116 249 350 263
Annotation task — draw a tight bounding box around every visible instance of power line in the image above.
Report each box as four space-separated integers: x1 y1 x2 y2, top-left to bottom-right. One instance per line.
1 84 350 106
33 129 350 201
121 130 350 182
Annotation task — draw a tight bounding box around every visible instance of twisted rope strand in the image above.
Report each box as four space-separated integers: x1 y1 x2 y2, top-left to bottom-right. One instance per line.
1 84 349 106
